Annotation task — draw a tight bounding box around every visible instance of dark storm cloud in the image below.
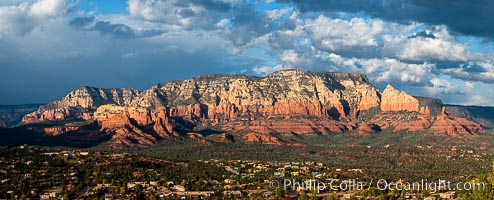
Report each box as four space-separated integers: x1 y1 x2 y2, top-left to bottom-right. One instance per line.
0 32 245 104
227 6 298 46
228 10 270 45
280 0 494 38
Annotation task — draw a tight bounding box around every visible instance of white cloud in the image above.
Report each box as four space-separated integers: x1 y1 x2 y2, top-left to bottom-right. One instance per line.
0 3 33 34
252 64 288 75
383 27 469 61
216 18 230 28
305 16 384 51
397 37 468 61
466 81 475 91
326 54 434 85
127 0 232 30
422 78 461 96
280 50 307 66
0 0 73 35
29 0 66 17
265 7 291 21
439 61 494 83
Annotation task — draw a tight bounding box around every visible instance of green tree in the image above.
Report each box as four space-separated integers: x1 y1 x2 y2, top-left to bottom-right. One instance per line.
300 190 309 200
378 194 388 200
325 193 338 200
119 186 126 195
274 186 285 198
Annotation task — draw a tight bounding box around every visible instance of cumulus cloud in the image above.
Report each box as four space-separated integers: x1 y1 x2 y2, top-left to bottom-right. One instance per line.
0 3 34 34
326 54 435 86
423 78 462 96
396 37 468 61
0 0 74 35
1 0 494 106
439 62 494 84
252 64 288 75
305 16 383 51
280 50 307 66
127 0 232 30
29 0 68 17
266 7 291 21
382 27 469 62
280 0 494 39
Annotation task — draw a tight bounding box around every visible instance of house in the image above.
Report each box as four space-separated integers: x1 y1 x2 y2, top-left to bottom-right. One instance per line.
348 169 363 173
274 171 285 177
284 192 299 200
39 194 50 200
171 185 186 192
43 187 62 198
104 193 114 200
262 191 273 198
223 190 242 198
165 181 175 186
439 191 455 199
343 193 355 199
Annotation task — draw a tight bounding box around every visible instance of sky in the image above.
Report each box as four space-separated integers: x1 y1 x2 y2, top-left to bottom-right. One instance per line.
1 0 494 106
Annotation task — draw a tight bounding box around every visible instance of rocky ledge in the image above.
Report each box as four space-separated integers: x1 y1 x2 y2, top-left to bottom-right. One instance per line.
11 69 485 147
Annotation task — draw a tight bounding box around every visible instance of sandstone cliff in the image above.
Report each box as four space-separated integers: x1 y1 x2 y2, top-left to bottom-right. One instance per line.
369 106 485 136
429 107 485 136
22 86 140 123
15 69 486 147
95 105 178 147
130 69 381 122
380 84 419 112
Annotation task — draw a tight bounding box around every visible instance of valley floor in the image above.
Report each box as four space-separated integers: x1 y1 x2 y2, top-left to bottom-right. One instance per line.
2 130 494 199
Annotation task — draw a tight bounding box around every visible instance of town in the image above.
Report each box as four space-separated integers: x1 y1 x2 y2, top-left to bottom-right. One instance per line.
0 146 485 199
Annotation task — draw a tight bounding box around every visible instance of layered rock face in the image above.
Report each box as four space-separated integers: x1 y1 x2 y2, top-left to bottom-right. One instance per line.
17 69 486 147
22 87 140 123
429 107 485 136
242 132 284 145
380 85 419 112
131 69 381 122
369 106 484 136
96 105 177 147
